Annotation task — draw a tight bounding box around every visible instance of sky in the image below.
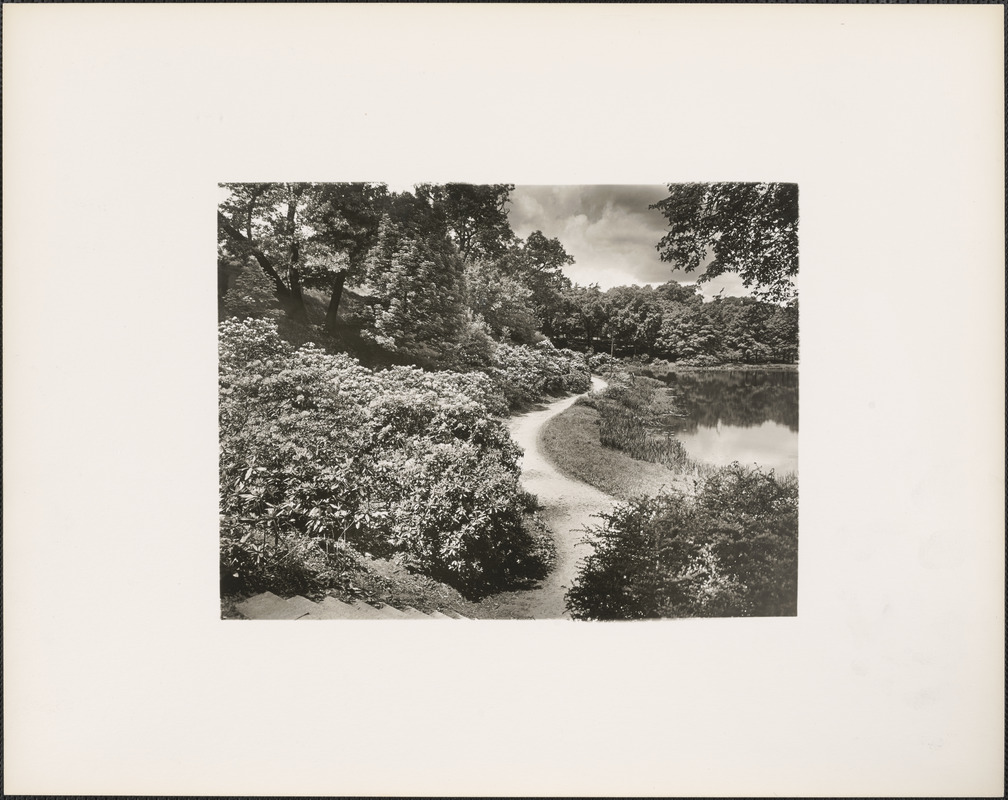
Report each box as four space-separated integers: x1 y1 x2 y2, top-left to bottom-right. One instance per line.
506 185 750 299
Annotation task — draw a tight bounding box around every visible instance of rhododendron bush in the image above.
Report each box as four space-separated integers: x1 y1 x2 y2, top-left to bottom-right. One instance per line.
488 339 591 409
565 463 799 620
219 317 550 596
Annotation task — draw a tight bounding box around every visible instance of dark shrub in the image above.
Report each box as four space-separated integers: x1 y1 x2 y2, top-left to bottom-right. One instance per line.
566 463 798 620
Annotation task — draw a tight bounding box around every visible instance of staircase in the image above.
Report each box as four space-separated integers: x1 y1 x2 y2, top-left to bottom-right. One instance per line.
234 591 472 620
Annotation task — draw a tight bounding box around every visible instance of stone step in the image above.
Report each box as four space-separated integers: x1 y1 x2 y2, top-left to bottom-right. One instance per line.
372 603 407 618
286 595 318 619
236 591 310 620
348 599 388 618
305 596 362 620
397 605 430 619
236 592 474 620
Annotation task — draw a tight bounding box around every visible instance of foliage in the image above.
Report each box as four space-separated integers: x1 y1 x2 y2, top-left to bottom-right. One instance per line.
578 372 702 473
497 230 575 337
361 216 467 366
310 182 390 272
673 354 723 368
650 182 799 304
559 280 797 365
218 182 350 326
464 258 540 344
446 312 498 371
487 339 591 409
566 463 798 620
218 184 797 370
414 183 516 263
219 317 547 597
587 352 621 373
557 283 609 350
221 258 282 319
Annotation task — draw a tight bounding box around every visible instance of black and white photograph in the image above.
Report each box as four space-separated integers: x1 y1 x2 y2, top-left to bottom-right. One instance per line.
218 182 800 621
4 4 1003 797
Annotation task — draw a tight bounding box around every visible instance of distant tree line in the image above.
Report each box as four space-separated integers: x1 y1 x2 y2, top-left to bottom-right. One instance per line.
552 282 798 365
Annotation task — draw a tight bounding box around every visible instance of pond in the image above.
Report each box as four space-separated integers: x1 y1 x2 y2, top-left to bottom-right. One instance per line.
640 369 798 476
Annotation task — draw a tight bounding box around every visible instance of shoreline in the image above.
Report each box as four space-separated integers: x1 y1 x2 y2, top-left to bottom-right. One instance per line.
629 362 799 373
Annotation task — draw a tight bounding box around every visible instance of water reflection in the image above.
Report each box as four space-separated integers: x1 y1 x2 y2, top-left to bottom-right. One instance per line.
641 369 799 473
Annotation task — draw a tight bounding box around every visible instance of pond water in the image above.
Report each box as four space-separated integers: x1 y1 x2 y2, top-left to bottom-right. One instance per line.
641 369 798 475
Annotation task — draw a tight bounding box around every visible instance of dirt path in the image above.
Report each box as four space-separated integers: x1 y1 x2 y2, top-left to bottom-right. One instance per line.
481 376 615 619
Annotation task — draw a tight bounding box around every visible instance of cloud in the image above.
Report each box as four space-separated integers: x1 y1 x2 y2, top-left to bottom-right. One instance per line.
507 184 753 297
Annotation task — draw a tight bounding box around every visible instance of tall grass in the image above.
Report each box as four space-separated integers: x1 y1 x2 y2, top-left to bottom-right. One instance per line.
579 373 711 479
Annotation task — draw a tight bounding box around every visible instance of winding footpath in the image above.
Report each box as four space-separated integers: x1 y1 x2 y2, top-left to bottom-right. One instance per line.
488 376 616 619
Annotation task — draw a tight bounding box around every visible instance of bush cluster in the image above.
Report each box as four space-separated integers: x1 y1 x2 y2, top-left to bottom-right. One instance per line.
566 463 798 620
487 339 591 409
673 354 723 368
219 317 551 597
587 352 621 374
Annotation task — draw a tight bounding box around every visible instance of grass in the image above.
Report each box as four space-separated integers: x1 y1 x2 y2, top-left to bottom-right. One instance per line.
539 402 694 501
539 375 713 501
586 374 714 476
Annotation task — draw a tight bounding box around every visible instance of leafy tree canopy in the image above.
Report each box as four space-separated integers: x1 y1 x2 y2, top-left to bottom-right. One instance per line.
651 182 798 303
498 230 575 337
415 183 516 263
362 215 467 365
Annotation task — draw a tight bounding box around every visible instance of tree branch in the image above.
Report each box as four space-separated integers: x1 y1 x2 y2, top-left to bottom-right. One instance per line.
217 211 290 297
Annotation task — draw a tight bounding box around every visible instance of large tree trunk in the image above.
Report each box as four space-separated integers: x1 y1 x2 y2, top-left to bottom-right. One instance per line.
324 270 347 333
284 190 309 324
287 241 308 323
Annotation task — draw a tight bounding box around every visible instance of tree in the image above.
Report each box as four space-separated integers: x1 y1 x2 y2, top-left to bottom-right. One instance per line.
654 280 703 308
500 230 574 337
308 183 391 331
219 182 395 333
463 258 539 344
600 284 665 357
218 183 315 323
414 183 516 263
764 300 799 363
651 182 799 303
556 283 608 350
361 216 467 365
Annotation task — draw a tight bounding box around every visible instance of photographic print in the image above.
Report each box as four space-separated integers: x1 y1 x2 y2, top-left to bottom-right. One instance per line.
6 4 1002 796
218 182 799 620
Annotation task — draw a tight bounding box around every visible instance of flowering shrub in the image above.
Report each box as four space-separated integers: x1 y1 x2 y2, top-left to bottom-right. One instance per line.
487 339 590 409
565 463 798 620
587 352 621 374
219 317 550 597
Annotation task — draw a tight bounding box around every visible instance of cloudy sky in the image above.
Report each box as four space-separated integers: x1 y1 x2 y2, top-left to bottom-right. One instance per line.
507 185 750 298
